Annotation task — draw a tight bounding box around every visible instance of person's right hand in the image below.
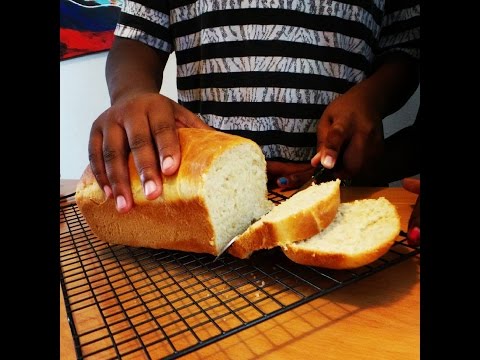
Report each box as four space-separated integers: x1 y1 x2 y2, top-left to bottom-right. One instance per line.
310 81 385 181
88 92 211 213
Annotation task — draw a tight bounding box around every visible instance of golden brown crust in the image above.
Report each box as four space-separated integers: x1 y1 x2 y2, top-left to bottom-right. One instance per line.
282 198 401 269
132 128 257 204
77 194 216 254
282 236 397 269
228 183 341 259
75 128 262 256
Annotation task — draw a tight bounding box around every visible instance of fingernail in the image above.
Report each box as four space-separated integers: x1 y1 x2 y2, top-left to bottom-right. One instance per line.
103 185 112 199
162 156 174 171
116 195 127 211
144 180 157 196
407 226 420 246
277 177 288 186
322 155 334 169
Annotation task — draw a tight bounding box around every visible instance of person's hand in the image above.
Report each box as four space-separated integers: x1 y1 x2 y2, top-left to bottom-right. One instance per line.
311 85 384 181
88 92 211 213
402 177 420 246
266 161 314 190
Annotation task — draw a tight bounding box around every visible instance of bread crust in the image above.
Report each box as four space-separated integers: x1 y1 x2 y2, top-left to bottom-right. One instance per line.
75 128 264 255
282 198 401 269
228 181 341 259
282 236 397 269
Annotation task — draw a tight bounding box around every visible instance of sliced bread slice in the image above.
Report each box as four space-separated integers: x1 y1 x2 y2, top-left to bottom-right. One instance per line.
282 197 401 269
228 179 341 259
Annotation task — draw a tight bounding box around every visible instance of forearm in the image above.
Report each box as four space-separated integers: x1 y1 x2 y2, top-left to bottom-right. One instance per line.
106 37 169 104
355 53 419 120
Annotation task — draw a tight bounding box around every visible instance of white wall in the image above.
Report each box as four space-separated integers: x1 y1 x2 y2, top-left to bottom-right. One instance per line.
60 52 419 180
383 85 419 138
60 51 178 179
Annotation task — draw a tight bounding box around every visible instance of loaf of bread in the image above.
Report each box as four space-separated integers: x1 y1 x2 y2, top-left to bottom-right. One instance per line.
75 128 274 256
228 179 341 259
282 197 401 269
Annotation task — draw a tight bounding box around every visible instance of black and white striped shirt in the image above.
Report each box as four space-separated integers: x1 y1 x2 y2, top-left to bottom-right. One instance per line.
114 0 420 162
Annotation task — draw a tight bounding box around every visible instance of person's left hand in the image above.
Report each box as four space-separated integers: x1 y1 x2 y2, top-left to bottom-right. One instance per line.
311 83 385 181
402 177 420 246
266 161 314 190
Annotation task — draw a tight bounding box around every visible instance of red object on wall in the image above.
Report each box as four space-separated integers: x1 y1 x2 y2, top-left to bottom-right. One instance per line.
60 28 115 60
60 0 121 61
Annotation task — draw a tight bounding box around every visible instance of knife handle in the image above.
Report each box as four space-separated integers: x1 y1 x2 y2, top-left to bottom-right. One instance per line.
312 165 351 186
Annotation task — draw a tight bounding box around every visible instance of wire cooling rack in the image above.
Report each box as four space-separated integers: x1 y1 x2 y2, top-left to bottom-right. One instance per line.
60 191 420 360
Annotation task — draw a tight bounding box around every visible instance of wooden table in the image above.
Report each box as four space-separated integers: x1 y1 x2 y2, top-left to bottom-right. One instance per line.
60 179 419 360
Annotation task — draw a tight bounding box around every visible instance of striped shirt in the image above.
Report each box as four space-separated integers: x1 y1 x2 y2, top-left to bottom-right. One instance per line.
114 0 420 162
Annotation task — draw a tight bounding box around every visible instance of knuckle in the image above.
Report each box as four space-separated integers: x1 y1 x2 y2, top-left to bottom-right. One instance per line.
156 142 173 153
128 134 151 151
151 122 176 137
136 163 156 177
151 123 178 153
330 122 346 135
326 129 344 148
102 148 119 163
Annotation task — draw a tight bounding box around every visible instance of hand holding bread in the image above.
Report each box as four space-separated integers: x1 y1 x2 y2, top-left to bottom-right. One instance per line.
88 93 211 214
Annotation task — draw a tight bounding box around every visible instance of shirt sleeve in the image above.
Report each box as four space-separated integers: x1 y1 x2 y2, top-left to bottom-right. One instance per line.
377 0 420 60
113 0 173 54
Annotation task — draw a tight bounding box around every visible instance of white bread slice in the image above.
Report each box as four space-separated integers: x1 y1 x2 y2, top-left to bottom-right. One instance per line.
228 179 341 259
282 197 400 269
75 128 273 256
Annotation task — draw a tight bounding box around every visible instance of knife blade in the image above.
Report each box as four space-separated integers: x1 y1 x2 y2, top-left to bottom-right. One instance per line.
291 164 331 195
213 235 239 261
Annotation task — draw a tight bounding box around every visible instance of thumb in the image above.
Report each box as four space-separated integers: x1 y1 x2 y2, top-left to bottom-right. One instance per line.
172 102 212 130
314 116 352 170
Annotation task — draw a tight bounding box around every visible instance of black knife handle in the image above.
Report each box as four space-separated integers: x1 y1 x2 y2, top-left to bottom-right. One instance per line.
313 165 351 186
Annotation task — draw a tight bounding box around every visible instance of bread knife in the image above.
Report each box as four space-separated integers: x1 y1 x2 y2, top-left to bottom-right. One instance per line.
293 164 350 195
292 164 331 195
213 235 239 261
